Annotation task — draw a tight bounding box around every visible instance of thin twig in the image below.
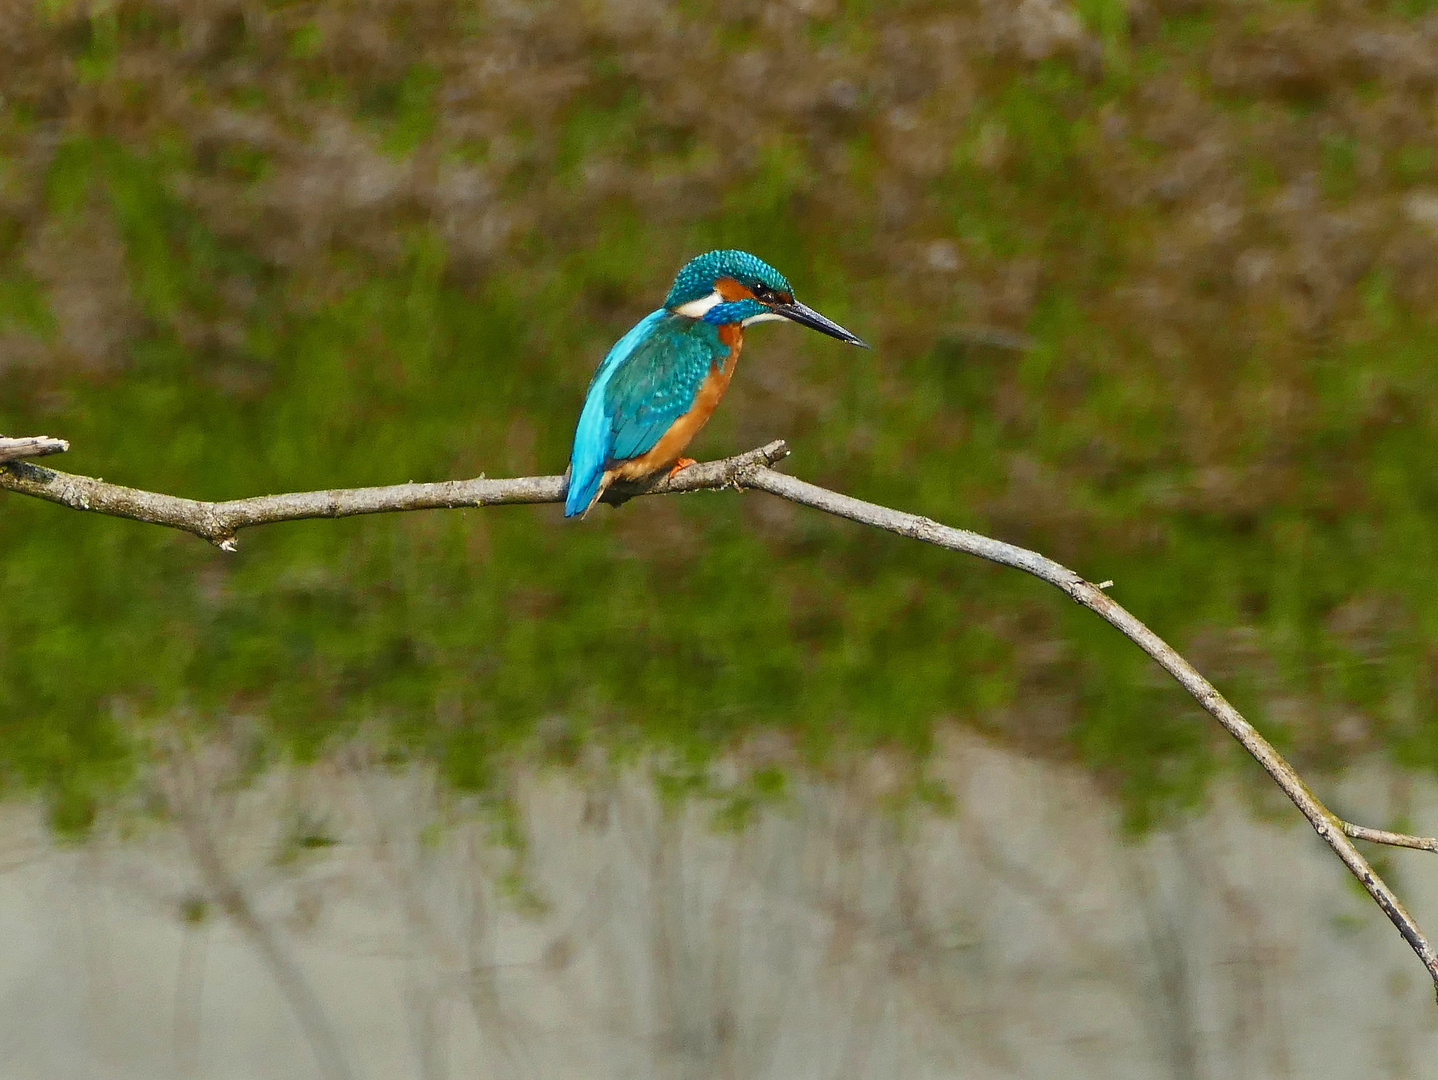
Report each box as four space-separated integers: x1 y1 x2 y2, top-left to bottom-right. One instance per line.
1343 822 1438 854
0 435 69 464
5 436 1438 1000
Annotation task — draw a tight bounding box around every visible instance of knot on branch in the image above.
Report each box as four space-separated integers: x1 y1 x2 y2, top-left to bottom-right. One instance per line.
719 439 791 489
600 440 792 507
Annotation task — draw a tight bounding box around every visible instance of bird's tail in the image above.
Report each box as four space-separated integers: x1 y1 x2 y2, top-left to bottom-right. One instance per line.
564 464 605 518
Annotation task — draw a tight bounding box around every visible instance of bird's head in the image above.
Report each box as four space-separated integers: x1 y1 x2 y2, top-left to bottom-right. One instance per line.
664 250 868 348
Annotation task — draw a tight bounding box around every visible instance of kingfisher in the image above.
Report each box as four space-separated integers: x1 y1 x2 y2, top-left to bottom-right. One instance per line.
564 250 867 517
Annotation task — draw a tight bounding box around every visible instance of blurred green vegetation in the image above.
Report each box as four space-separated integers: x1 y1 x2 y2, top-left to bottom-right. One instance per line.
3 0 1438 833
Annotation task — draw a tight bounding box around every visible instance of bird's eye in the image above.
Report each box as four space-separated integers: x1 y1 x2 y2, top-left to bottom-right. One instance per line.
754 286 776 303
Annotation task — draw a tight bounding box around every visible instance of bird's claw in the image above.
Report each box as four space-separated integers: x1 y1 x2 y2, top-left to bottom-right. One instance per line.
666 457 697 478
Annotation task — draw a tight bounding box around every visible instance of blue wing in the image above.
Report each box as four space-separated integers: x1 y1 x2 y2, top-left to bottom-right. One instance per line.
565 311 726 516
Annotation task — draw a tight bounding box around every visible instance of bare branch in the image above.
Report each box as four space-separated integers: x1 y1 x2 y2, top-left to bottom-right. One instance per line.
739 466 1438 998
0 438 791 551
5 434 1438 999
0 435 69 464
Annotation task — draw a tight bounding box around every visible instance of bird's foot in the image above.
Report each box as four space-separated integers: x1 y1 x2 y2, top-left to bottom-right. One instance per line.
666 457 697 478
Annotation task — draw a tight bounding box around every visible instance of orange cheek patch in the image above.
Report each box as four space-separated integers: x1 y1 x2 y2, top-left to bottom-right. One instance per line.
714 276 755 302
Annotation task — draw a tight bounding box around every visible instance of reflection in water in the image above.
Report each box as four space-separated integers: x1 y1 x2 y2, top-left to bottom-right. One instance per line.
0 733 1433 1080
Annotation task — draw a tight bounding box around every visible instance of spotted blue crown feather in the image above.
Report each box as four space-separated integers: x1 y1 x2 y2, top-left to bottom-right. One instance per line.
664 250 792 308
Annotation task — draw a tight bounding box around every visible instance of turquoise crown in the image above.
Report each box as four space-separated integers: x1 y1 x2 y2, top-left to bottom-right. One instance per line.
664 250 793 308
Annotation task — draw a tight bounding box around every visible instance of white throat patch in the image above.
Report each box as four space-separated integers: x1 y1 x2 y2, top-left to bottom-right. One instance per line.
673 289 723 319
741 311 785 326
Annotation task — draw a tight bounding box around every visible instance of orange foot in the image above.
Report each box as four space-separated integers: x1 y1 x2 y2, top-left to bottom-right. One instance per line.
667 457 698 478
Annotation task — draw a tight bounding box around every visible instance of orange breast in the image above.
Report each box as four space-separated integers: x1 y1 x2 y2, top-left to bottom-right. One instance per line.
609 324 744 481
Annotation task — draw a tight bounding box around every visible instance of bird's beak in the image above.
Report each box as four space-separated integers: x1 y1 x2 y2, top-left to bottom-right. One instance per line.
772 301 869 348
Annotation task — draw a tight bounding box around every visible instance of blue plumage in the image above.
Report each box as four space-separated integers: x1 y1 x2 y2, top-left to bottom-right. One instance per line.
564 311 727 516
565 310 666 516
565 250 866 518
605 316 729 460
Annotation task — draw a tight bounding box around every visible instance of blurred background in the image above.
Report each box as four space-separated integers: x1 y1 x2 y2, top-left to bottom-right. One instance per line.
4 0 1438 1075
